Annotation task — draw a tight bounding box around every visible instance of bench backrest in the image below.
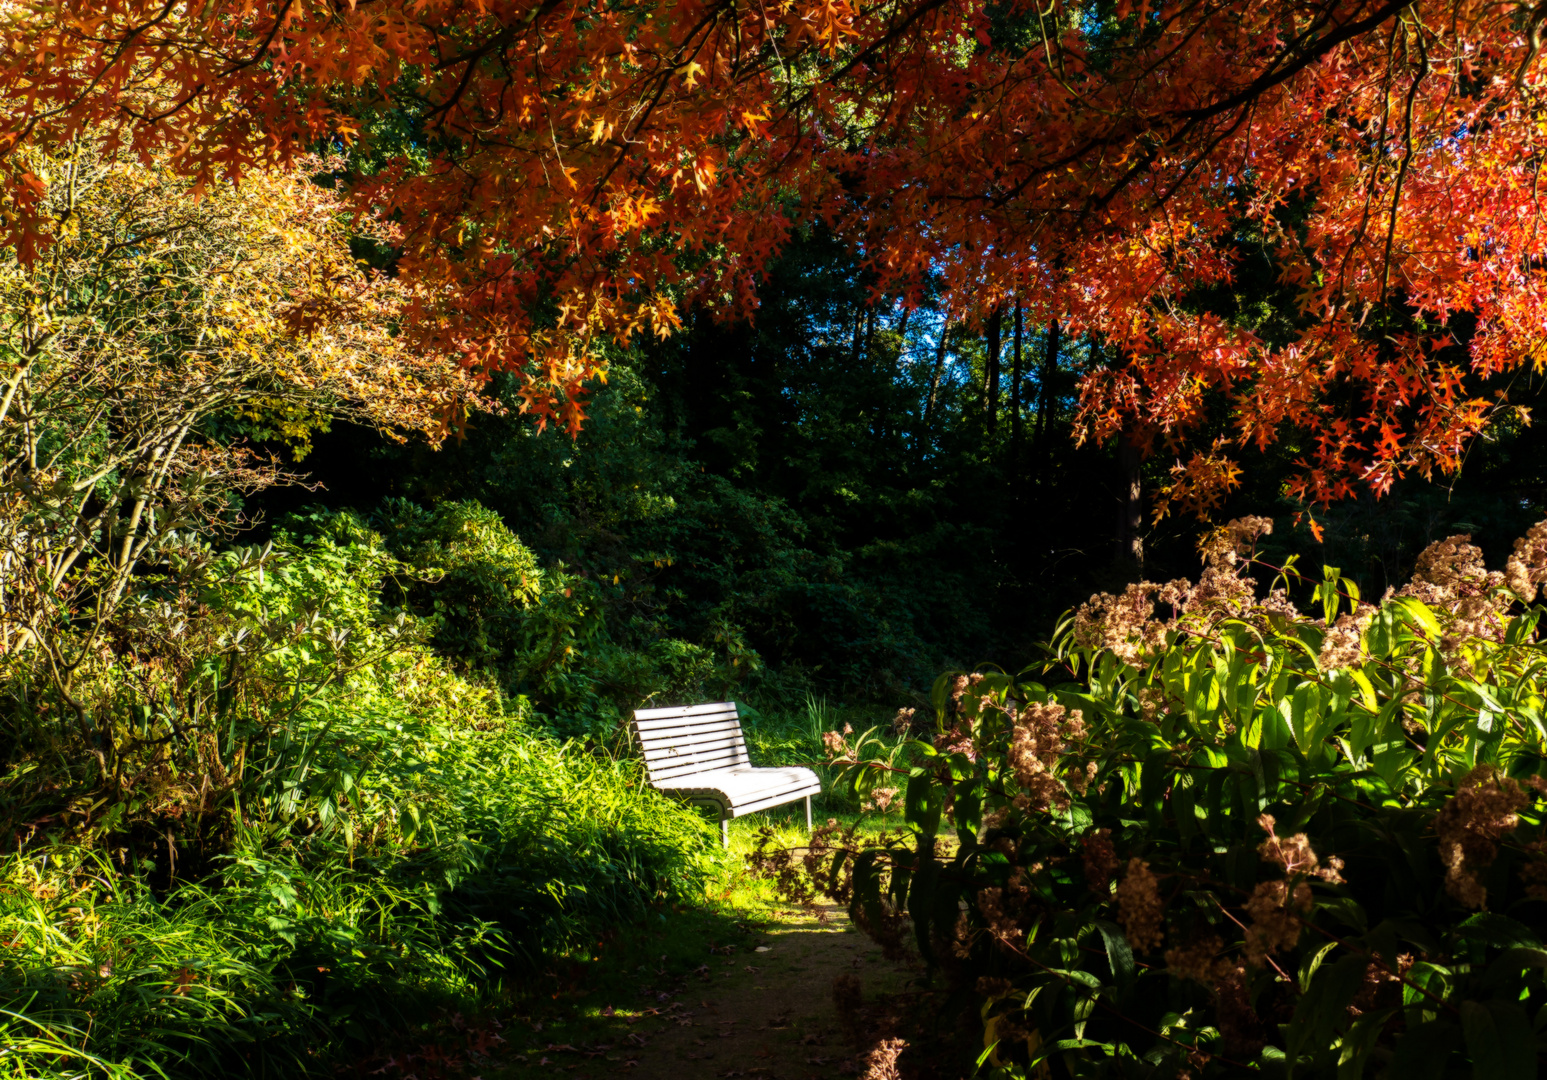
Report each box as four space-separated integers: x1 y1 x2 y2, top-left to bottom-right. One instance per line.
632 701 749 783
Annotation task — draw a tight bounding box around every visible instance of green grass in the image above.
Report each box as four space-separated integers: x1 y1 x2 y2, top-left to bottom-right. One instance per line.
0 738 729 1080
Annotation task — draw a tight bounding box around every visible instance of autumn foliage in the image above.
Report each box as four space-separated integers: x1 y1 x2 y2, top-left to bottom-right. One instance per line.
0 146 475 688
6 0 1547 499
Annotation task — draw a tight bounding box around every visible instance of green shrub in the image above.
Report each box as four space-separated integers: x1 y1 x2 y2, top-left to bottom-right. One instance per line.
770 518 1547 1078
313 498 752 735
0 520 719 1077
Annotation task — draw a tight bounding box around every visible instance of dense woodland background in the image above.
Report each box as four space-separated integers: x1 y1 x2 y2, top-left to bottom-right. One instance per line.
244 225 1547 733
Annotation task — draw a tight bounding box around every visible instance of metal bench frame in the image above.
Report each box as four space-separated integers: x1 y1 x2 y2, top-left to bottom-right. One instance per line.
632 701 821 846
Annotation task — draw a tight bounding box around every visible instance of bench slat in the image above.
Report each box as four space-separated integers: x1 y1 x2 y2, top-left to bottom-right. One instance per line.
645 738 747 760
656 767 817 800
649 746 747 770
634 702 741 721
731 783 824 818
655 773 821 815
647 750 749 776
634 717 742 745
641 731 747 759
633 712 738 734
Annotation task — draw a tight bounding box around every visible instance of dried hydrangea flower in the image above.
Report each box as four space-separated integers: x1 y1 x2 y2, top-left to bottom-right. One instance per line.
1318 603 1375 671
1506 518 1547 601
1116 858 1164 952
860 1038 907 1080
1164 935 1226 983
1083 828 1117 895
1435 765 1529 909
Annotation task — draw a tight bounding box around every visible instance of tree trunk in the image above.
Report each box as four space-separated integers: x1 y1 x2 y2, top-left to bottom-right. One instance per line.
982 305 1003 433
1033 320 1062 455
922 318 949 451
874 308 896 443
1118 439 1144 572
1009 302 1024 454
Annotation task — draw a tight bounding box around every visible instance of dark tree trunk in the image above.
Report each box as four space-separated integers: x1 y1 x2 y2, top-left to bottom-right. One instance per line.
1009 302 1024 454
922 318 949 453
1033 320 1062 455
983 305 1003 433
873 308 896 443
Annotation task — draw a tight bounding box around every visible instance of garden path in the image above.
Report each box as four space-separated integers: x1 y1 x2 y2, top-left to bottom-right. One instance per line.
512 903 916 1080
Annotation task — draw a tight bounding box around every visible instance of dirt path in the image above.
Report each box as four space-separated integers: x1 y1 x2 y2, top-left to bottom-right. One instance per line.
503 904 917 1080
626 904 911 1080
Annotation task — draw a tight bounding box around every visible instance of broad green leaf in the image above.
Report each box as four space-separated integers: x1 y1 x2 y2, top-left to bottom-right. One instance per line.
1461 999 1535 1080
1388 1020 1461 1080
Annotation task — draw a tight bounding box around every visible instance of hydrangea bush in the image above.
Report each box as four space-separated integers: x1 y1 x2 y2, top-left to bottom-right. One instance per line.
760 518 1547 1078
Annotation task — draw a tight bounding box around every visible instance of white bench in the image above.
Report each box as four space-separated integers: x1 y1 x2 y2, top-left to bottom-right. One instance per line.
632 701 822 846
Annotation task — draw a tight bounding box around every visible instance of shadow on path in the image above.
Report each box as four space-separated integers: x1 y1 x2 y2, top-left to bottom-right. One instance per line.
626 903 912 1080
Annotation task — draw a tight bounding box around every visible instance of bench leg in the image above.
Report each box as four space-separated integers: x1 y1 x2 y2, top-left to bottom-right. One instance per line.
805 795 812 833
721 815 729 848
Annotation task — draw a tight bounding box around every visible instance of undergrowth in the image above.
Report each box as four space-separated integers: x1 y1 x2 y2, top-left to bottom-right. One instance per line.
0 519 728 1079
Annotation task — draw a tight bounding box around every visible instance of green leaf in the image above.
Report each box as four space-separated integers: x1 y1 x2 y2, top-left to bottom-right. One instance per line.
1480 947 1547 991
1171 772 1198 849
1290 681 1319 753
1388 1020 1461 1080
1092 919 1135 996
905 771 941 837
907 844 938 964
852 849 884 932
1291 954 1367 1065
1337 1009 1393 1080
1458 913 1542 951
1394 596 1443 639
1141 750 1170 827
1461 999 1536 1080
1298 941 1338 993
